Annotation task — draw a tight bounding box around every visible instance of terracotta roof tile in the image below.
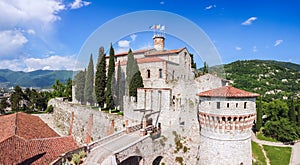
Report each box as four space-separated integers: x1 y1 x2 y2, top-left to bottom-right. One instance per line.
144 47 185 56
110 47 185 58
0 112 78 164
0 112 59 142
197 86 260 98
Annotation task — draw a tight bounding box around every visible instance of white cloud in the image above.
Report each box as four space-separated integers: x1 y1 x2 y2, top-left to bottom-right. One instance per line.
160 1 165 5
0 30 28 56
241 17 257 26
253 46 257 52
24 55 76 71
0 59 26 71
0 0 65 27
274 40 283 47
70 0 91 9
118 40 130 48
205 5 216 10
235 46 242 51
117 34 137 49
0 55 77 71
27 29 36 35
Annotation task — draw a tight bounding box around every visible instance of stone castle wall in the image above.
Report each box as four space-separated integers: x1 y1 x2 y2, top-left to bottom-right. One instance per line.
199 135 251 165
49 98 124 145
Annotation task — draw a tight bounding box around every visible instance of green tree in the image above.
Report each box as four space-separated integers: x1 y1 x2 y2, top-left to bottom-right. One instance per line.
84 54 95 105
65 78 72 101
264 99 289 121
129 71 144 98
289 98 297 123
190 53 197 69
126 49 139 95
264 118 299 142
10 86 25 111
95 46 106 107
255 96 263 131
296 102 300 127
0 98 9 114
105 44 115 109
203 61 208 74
52 80 64 97
74 70 86 104
116 61 124 110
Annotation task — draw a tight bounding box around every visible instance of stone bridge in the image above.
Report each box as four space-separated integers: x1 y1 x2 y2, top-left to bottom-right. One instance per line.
84 123 163 165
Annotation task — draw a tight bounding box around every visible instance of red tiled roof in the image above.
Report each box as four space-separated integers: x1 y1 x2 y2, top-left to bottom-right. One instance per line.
109 47 186 58
0 112 59 142
197 86 260 98
0 135 78 165
107 49 149 58
0 112 78 164
145 47 186 56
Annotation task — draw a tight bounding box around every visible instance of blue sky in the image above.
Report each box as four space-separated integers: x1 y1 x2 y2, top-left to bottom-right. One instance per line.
0 0 299 71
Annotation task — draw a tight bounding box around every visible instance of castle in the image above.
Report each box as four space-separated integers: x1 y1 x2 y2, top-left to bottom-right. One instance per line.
106 34 259 165
73 34 259 164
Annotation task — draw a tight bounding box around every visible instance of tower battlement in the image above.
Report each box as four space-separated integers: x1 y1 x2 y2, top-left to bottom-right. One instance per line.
197 86 259 165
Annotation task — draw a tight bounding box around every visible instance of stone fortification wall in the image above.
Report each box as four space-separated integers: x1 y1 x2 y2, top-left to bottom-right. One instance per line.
123 88 171 126
199 136 251 165
48 98 124 145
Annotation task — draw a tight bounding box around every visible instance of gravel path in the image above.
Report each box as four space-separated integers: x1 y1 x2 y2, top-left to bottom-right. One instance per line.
251 131 300 165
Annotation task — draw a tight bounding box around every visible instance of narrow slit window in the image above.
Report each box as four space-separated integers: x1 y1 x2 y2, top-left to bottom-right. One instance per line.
244 102 247 109
159 68 162 78
147 69 150 78
227 103 230 108
217 102 220 109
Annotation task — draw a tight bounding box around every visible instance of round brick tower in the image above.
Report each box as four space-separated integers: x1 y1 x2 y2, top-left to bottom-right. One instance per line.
197 86 259 165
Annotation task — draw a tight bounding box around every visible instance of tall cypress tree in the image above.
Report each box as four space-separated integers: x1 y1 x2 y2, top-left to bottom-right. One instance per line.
95 46 106 107
116 61 124 110
74 69 86 104
296 103 300 127
255 96 263 132
84 54 94 105
105 44 115 109
129 70 144 98
289 98 297 123
126 49 139 95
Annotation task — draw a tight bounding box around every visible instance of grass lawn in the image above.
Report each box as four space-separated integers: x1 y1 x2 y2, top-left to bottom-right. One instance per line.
257 132 279 142
263 145 292 165
252 141 266 165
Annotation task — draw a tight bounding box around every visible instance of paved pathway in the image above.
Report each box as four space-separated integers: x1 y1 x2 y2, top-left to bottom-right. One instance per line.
84 132 141 165
251 132 300 165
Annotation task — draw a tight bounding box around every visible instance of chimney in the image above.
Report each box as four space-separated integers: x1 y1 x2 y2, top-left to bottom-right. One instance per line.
69 111 74 135
153 35 165 51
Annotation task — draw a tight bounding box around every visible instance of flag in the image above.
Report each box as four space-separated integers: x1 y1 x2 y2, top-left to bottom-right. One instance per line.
156 24 161 30
160 25 165 31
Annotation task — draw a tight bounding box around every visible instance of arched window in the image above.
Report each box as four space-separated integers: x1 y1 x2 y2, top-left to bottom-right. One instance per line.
147 69 150 78
159 69 162 78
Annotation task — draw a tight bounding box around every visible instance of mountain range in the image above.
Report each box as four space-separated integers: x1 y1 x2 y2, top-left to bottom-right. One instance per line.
0 69 73 88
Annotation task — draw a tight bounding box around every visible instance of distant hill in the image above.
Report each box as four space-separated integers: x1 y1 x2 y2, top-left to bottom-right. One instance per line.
213 60 300 99
0 69 73 88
